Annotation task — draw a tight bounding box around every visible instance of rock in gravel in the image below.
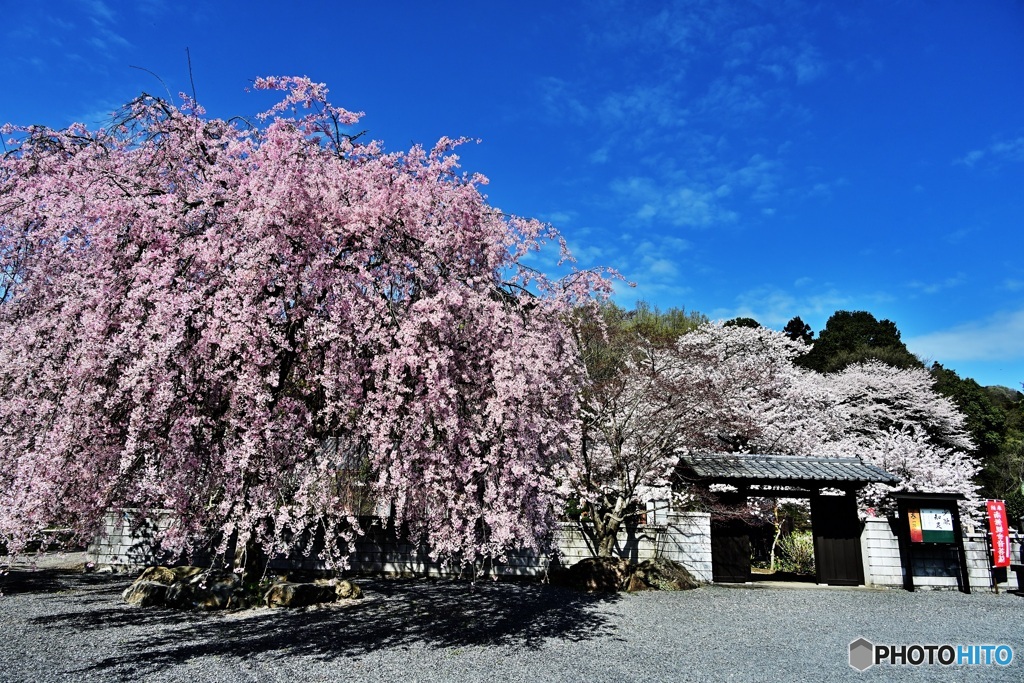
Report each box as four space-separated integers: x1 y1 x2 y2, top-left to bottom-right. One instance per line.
552 557 702 593
122 580 170 607
187 570 243 610
334 579 362 599
627 557 701 592
123 567 242 609
136 565 203 585
264 581 339 608
313 577 363 600
557 557 632 592
123 565 363 610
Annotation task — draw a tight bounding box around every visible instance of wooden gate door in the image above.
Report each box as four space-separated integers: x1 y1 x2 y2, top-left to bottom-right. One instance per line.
711 518 751 583
811 493 865 586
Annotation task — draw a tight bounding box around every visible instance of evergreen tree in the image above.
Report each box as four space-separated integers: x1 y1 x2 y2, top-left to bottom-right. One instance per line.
799 310 921 373
782 316 814 344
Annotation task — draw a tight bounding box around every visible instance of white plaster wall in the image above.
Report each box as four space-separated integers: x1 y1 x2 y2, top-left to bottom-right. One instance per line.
88 511 715 583
861 518 1021 591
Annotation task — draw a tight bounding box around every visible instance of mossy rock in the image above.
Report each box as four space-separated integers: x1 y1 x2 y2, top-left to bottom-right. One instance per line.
555 557 632 592
122 580 170 607
628 557 701 592
136 565 204 585
552 557 702 593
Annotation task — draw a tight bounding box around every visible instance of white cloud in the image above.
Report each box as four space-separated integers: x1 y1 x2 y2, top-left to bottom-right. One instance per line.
708 283 899 331
612 176 737 228
698 74 767 118
67 99 124 127
564 240 606 266
991 137 1024 161
943 226 972 245
89 30 131 51
757 42 826 85
957 136 1024 168
659 236 692 252
710 285 855 328
660 186 736 227
595 232 702 307
86 0 116 24
907 273 966 295
137 0 170 17
906 310 1024 362
603 148 783 236
958 149 984 167
538 76 590 124
644 257 679 278
793 44 826 84
1003 279 1024 292
541 210 576 226
804 176 848 200
729 153 780 202
598 84 684 129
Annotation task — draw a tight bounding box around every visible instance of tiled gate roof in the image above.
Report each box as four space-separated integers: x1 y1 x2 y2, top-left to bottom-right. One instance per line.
679 453 900 486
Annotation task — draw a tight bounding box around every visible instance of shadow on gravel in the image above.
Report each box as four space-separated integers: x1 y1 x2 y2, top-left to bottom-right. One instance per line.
27 575 621 678
1 568 125 598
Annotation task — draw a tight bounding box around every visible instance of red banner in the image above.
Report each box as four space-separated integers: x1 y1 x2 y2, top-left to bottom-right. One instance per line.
986 500 1011 568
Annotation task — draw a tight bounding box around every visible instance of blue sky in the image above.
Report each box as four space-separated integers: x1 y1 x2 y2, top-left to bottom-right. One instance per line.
3 1 1023 388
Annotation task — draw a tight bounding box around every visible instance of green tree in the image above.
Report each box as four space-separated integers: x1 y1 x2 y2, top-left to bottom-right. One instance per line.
627 301 709 346
930 364 1024 521
571 302 706 388
723 316 761 329
799 310 922 373
782 316 814 345
930 363 1005 461
984 384 1024 522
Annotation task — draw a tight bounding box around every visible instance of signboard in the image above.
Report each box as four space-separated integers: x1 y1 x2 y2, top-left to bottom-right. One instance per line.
907 507 955 543
895 493 971 594
986 500 1011 568
920 508 955 543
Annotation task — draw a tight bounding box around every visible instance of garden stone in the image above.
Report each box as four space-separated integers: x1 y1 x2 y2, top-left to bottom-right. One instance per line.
122 580 169 607
628 557 701 591
265 581 338 608
557 557 632 592
335 579 362 599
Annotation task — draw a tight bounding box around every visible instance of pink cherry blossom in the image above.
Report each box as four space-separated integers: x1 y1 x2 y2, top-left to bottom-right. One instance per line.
0 78 614 569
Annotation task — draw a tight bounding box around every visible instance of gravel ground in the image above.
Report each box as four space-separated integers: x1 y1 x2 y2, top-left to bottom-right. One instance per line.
1 556 1022 682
